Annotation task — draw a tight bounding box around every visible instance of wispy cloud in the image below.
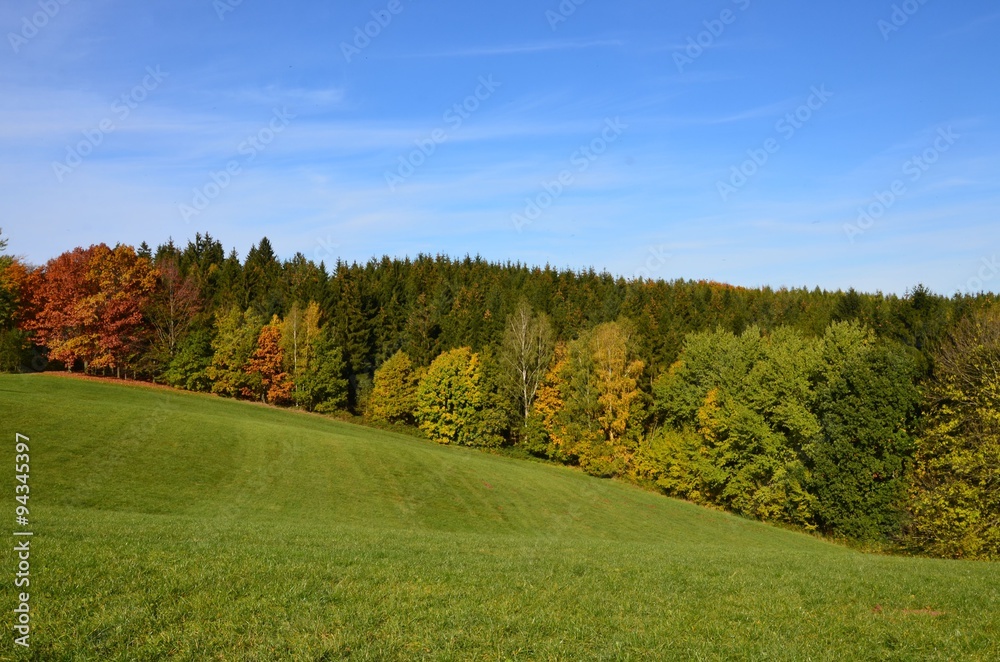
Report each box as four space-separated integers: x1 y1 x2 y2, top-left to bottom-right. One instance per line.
401 38 624 58
937 12 1000 39
230 85 347 110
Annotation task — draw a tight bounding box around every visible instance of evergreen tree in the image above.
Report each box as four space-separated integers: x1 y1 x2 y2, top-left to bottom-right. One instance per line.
163 327 214 391
245 237 283 316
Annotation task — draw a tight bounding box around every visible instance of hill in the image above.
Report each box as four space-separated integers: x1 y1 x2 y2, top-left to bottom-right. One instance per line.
3 374 998 659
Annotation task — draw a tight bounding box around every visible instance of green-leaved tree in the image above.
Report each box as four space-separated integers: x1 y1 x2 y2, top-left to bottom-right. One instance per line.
416 347 505 447
908 309 1000 559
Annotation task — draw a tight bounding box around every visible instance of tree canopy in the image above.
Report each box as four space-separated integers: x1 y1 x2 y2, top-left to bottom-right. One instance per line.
7 234 1000 558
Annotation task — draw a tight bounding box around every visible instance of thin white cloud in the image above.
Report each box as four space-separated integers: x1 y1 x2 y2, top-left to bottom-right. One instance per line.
937 12 1000 39
634 98 801 129
229 85 347 109
699 99 798 125
401 38 624 58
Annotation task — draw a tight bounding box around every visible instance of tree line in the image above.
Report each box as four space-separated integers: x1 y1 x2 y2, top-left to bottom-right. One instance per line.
1 230 997 559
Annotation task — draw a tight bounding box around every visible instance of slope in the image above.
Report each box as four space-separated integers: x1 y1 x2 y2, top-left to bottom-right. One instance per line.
1 374 997 660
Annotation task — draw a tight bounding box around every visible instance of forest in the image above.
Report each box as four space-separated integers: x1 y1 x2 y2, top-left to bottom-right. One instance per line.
1 231 997 560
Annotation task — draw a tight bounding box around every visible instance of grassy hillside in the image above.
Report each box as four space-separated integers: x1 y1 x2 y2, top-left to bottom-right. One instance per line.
2 375 998 660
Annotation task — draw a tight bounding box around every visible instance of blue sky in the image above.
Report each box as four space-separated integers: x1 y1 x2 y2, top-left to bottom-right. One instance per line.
2 0 998 294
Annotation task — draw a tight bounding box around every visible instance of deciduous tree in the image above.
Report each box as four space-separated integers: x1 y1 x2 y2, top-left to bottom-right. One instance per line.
0 231 31 371
416 347 504 447
501 299 554 425
369 350 419 423
297 325 348 413
147 255 201 367
806 323 919 542
85 244 158 375
24 246 100 369
908 308 1000 559
207 307 264 398
281 301 322 403
246 315 294 404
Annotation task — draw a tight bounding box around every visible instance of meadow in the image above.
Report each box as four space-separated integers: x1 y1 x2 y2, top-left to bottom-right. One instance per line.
2 374 998 660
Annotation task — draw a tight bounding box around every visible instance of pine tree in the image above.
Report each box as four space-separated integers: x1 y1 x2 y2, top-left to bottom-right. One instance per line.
245 237 282 315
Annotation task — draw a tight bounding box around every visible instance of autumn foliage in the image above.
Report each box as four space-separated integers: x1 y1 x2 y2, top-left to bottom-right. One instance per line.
7 233 1000 559
369 350 419 423
246 316 294 404
22 244 156 373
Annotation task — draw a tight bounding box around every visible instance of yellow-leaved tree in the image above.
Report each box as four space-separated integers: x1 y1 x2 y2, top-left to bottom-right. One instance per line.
531 321 646 477
369 350 419 424
415 347 506 447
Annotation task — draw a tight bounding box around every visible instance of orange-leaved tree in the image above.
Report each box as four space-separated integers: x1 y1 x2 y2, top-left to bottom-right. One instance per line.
85 244 158 374
24 246 99 369
246 315 294 404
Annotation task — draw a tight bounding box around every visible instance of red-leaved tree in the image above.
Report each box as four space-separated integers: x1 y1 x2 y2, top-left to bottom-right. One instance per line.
24 246 99 368
24 244 156 373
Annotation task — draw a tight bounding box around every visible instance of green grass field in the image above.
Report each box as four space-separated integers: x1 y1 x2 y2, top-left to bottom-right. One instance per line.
2 374 998 660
